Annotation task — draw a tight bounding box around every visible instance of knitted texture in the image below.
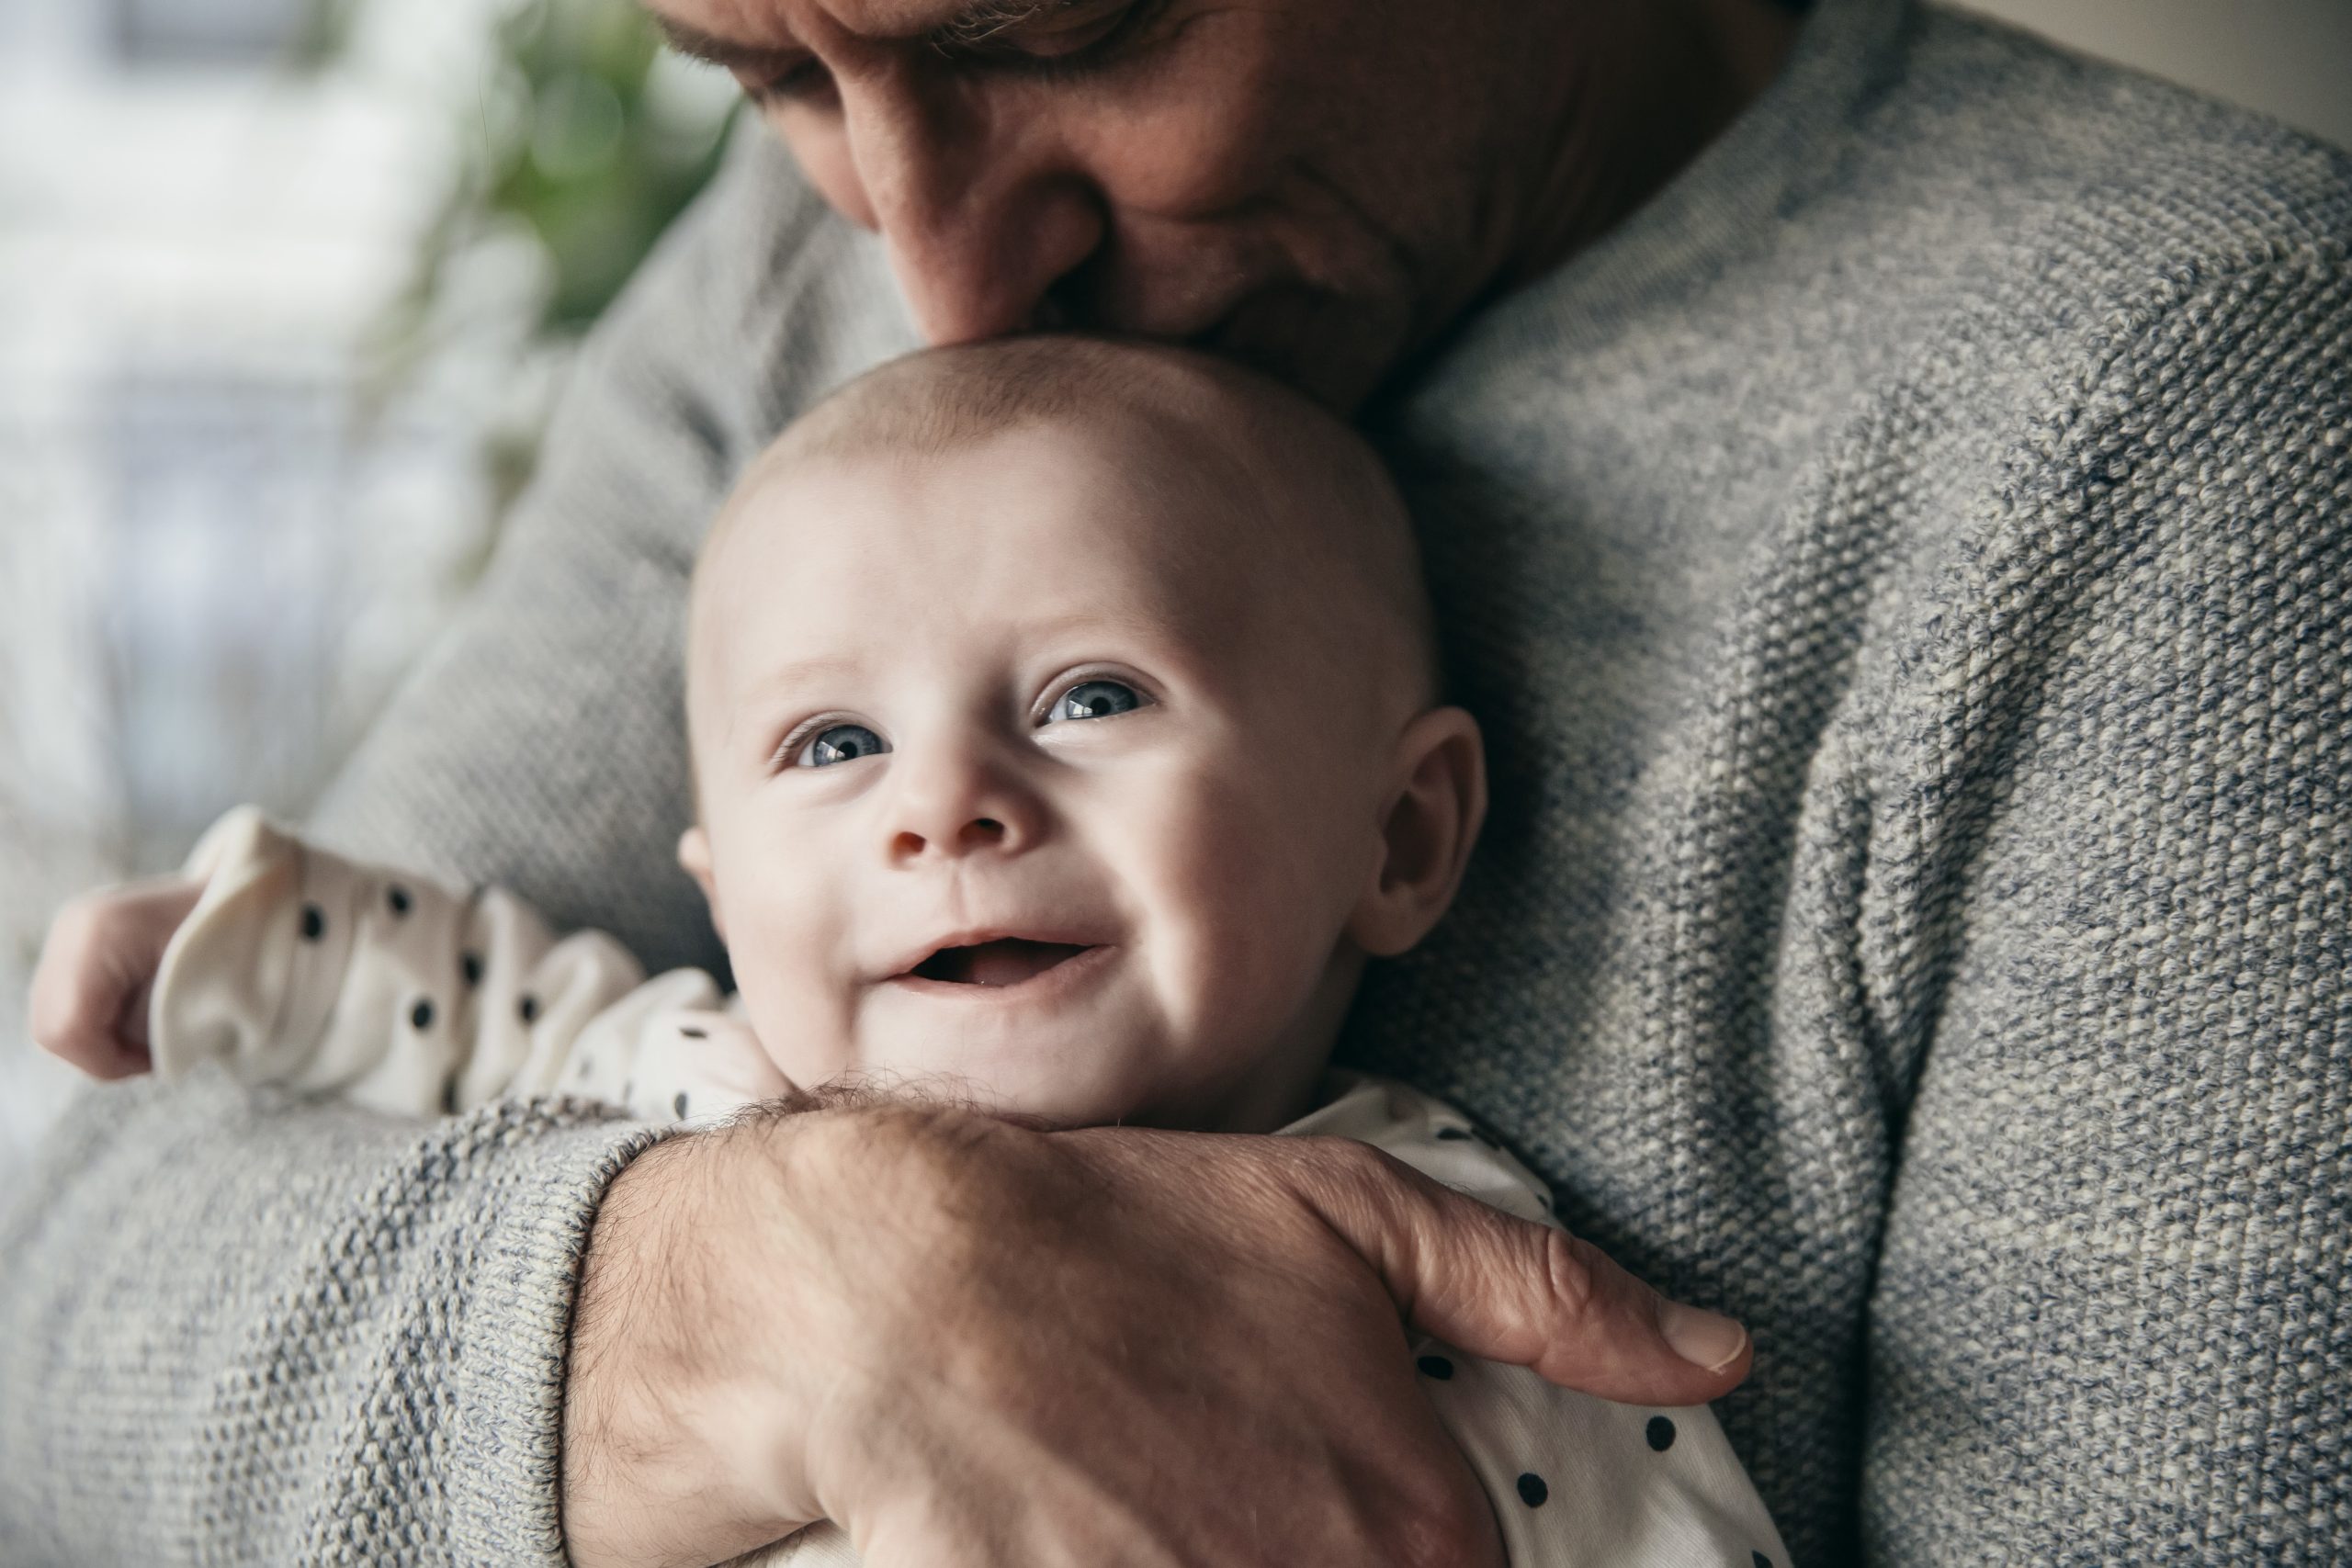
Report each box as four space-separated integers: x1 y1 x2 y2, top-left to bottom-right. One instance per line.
4 0 2346 1560
0 1071 662 1562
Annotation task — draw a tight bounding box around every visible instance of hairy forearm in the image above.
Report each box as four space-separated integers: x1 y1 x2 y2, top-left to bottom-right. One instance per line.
568 1123 792 1568
563 1101 870 1568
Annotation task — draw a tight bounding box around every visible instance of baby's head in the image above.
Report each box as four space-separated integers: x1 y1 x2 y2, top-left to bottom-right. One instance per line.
681 337 1484 1132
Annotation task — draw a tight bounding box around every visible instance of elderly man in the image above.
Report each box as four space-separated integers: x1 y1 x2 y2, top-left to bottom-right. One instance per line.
4 0 2346 1561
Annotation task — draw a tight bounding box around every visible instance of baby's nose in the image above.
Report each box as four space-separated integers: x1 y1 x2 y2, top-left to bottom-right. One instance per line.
891 815 1010 862
883 736 1048 863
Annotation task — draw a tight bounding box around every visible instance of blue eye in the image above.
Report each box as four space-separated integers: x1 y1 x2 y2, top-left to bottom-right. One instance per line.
1046 679 1148 724
794 723 889 768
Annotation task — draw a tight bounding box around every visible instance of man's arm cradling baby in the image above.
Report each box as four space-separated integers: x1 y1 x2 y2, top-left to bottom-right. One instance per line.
30 339 1773 1568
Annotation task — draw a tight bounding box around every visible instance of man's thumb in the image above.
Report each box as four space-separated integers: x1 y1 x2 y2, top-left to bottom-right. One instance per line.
1302 1141 1753 1407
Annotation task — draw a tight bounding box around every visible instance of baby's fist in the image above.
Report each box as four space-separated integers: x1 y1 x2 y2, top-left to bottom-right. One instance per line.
28 878 204 1080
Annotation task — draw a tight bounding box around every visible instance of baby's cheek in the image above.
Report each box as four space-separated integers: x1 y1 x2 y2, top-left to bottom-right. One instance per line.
1153 833 1335 1043
726 928 863 1089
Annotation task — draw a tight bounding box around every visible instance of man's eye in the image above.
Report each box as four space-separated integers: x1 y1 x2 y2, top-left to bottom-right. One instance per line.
1046 680 1148 723
794 723 890 767
743 57 832 106
997 3 1128 60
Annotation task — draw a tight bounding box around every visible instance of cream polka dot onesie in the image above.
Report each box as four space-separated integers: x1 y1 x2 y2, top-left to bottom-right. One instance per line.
148 809 1795 1568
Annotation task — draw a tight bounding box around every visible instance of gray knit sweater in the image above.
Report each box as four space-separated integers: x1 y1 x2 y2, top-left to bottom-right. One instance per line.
4 0 2346 1561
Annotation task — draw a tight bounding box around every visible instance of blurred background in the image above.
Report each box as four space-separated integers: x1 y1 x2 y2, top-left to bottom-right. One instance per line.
1 0 2346 1164
0 0 741 1155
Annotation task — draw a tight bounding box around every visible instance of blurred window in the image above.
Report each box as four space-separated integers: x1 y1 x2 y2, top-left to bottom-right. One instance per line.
98 365 348 868
109 0 310 65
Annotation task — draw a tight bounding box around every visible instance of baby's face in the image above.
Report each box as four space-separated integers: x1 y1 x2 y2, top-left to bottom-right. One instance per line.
685 412 1425 1131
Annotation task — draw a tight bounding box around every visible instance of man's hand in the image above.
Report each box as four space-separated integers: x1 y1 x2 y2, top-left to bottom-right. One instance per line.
562 1098 1752 1568
28 878 205 1080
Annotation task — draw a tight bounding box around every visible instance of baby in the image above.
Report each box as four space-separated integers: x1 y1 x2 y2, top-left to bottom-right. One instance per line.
35 336 1791 1567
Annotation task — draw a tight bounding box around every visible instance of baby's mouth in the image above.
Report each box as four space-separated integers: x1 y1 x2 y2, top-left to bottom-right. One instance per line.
910 938 1094 987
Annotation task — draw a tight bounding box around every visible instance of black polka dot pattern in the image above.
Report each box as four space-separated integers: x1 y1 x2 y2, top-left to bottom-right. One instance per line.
518 995 539 1025
1516 1473 1548 1507
300 905 324 942
680 1025 706 1039
460 953 482 987
1753 1553 1773 1567
387 886 412 916
1645 1416 1677 1451
673 1092 689 1119
1417 1355 1455 1381
411 999 434 1031
1435 1126 1473 1142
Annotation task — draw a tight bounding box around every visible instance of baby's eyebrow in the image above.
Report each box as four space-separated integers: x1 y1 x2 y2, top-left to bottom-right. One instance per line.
747 654 864 691
721 655 865 742
1018 605 1196 646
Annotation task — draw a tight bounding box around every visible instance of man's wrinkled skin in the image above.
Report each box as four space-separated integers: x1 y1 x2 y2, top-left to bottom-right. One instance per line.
648 0 1795 411
563 2 1797 1562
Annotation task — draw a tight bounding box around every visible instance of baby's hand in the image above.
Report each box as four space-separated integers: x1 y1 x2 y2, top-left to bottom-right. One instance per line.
28 877 205 1080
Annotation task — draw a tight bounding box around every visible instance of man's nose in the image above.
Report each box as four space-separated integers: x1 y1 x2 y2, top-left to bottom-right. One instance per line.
884 741 1047 865
837 67 1105 344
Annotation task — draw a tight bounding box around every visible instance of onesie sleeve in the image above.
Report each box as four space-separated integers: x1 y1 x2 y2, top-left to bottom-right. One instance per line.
148 806 712 1119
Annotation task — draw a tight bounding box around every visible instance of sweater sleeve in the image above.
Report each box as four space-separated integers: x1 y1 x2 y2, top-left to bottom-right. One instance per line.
0 129 896 1563
0 1073 662 1564
1855 255 2352 1560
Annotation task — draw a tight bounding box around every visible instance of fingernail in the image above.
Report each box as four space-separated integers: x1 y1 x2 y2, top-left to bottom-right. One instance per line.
1658 1301 1748 1372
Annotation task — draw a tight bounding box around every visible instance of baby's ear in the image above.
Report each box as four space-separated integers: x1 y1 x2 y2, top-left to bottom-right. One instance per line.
1347 706 1487 958
677 826 726 942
